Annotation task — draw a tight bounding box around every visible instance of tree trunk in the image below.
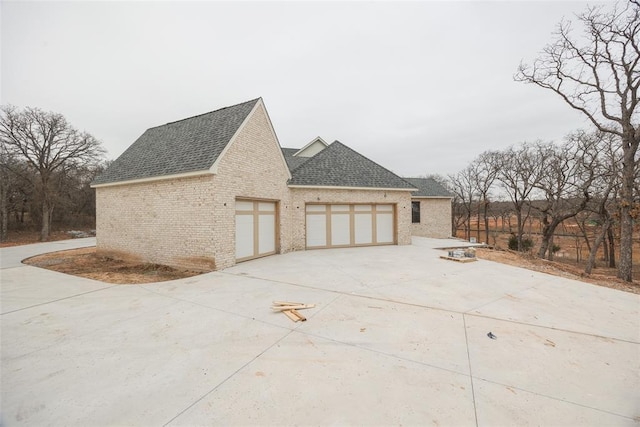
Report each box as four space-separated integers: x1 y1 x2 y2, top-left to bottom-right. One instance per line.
40 200 50 241
608 226 616 268
465 210 471 240
577 219 592 253
451 210 456 237
617 135 636 281
585 218 611 275
537 218 561 260
476 203 481 242
0 181 7 242
483 201 490 244
516 208 526 251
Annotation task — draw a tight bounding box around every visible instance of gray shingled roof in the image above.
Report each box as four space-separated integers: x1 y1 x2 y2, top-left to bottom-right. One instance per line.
281 148 311 171
404 177 453 197
288 141 415 190
93 99 259 185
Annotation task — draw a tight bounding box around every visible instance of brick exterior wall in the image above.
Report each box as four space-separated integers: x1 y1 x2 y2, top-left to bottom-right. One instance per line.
95 175 216 270
95 102 291 272
288 188 413 251
411 198 452 238
209 103 291 270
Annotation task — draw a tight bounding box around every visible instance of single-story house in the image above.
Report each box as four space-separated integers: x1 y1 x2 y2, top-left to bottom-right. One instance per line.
92 98 451 271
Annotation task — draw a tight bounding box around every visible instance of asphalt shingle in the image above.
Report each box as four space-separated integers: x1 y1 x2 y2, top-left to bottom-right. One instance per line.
281 148 311 171
288 141 415 190
404 177 453 197
93 99 259 185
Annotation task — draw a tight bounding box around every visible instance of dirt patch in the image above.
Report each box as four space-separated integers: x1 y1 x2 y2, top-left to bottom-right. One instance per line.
475 248 640 295
23 247 205 284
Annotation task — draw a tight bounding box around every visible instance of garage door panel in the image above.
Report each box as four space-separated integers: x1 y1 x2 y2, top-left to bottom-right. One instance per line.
331 213 350 246
354 213 373 245
258 202 275 212
236 200 277 261
235 214 254 259
306 214 327 247
236 200 254 211
258 213 276 254
306 203 395 249
376 213 394 243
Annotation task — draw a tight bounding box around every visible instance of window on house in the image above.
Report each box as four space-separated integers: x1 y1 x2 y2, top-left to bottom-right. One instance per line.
411 201 420 223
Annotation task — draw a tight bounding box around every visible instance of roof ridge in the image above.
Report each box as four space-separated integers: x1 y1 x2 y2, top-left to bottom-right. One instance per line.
330 140 409 184
153 98 260 129
288 140 415 189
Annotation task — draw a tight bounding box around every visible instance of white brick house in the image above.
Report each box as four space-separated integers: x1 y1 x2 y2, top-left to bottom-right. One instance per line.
92 98 451 271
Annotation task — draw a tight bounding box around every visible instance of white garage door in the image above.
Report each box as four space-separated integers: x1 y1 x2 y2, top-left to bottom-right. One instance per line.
236 200 277 261
306 204 395 249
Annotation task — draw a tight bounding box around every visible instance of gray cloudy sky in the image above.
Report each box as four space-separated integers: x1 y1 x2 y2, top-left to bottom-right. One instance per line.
2 1 605 177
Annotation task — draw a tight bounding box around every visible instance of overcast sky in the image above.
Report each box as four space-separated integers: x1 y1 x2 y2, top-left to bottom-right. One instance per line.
2 1 608 177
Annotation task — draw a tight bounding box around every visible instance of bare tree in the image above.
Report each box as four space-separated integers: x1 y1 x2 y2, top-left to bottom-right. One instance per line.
0 145 13 241
585 133 622 273
496 144 543 251
449 166 476 241
531 134 599 260
470 151 499 244
516 1 639 281
0 106 105 241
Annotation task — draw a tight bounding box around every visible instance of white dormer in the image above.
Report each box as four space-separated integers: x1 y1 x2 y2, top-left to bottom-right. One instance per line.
293 137 328 158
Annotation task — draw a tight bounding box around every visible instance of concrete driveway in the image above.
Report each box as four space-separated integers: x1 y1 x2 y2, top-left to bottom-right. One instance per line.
1 237 638 426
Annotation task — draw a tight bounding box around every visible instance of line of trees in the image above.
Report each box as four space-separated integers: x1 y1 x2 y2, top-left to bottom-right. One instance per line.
445 128 639 281
444 1 638 282
0 106 107 242
514 0 638 281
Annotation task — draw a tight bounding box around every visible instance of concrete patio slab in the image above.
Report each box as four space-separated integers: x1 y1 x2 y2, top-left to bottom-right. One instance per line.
300 294 470 375
465 314 640 419
1 266 112 314
1 236 639 426
473 379 638 426
142 272 341 328
169 331 477 426
471 275 640 342
2 297 290 426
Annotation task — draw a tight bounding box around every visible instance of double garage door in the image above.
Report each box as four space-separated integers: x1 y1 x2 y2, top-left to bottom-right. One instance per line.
306 204 395 248
235 200 276 261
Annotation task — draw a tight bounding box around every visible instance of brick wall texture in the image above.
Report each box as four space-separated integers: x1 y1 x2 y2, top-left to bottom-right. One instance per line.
411 198 452 238
96 102 446 271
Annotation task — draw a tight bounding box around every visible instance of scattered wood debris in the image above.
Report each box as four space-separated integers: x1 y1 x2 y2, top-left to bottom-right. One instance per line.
272 301 316 323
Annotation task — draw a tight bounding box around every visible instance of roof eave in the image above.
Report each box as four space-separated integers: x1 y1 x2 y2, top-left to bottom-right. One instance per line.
91 170 213 188
288 184 417 192
411 195 454 199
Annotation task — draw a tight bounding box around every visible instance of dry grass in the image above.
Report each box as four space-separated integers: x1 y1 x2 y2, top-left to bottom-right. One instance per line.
23 247 204 284
476 247 640 295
